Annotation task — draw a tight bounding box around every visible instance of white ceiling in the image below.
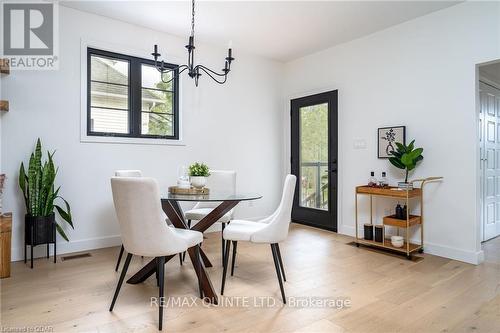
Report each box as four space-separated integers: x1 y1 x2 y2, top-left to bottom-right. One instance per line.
480 62 500 84
61 1 460 62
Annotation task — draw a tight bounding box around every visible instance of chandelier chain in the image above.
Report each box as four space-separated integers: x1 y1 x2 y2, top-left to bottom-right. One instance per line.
191 0 195 37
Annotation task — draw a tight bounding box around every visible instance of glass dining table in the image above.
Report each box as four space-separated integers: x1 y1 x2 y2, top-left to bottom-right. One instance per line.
126 191 262 305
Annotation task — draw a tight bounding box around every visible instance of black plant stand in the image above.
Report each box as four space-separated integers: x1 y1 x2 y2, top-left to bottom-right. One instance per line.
24 214 57 268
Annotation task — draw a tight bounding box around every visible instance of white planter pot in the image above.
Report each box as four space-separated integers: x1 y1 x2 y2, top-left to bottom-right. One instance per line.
190 176 207 189
397 182 414 190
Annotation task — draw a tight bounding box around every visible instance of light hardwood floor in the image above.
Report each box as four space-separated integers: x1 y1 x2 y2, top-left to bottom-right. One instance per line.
1 224 499 333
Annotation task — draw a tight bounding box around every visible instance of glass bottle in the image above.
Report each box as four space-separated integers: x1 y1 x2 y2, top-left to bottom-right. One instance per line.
380 172 388 188
396 203 403 219
368 171 377 187
177 165 190 189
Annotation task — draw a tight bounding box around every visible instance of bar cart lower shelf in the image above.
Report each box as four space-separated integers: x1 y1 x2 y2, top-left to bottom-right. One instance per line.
355 177 442 260
356 238 423 257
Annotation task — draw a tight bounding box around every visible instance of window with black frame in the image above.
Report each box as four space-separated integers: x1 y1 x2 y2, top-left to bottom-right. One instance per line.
87 48 179 139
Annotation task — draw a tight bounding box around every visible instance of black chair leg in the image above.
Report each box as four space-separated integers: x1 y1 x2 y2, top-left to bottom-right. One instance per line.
179 253 183 266
110 253 132 311
221 240 231 295
231 241 237 276
157 256 166 331
24 243 27 264
182 220 192 262
47 243 49 258
221 223 226 265
195 245 203 299
275 243 286 282
115 245 124 272
271 244 286 304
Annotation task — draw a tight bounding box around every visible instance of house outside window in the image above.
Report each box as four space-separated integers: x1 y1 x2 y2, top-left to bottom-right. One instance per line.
87 48 179 140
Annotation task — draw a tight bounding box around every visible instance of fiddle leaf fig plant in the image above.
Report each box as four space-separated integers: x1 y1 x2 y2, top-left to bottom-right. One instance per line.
388 139 424 183
19 138 74 241
188 162 210 177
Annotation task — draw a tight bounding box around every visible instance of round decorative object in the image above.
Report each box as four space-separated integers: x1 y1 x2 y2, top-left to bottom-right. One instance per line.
391 236 404 248
190 176 207 189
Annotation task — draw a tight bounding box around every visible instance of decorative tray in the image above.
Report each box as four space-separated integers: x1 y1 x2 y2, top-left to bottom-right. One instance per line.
168 186 209 195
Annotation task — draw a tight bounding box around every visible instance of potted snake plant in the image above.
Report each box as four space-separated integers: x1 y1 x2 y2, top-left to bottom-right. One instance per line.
19 139 74 248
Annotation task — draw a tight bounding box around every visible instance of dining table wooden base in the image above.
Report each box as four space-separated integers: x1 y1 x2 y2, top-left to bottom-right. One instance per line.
126 197 246 305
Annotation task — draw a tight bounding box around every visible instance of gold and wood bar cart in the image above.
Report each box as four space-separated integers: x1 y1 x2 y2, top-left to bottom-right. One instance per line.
355 177 442 259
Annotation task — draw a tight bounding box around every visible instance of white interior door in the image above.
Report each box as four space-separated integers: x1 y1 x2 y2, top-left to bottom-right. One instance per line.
480 81 500 241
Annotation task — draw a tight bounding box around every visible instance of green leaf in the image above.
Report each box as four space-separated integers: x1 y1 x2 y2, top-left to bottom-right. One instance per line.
34 138 42 177
401 153 414 167
19 162 28 208
407 140 414 152
44 186 59 217
389 157 405 169
395 142 406 153
55 199 73 229
390 150 403 158
34 168 41 215
410 148 423 159
55 223 69 242
28 153 36 215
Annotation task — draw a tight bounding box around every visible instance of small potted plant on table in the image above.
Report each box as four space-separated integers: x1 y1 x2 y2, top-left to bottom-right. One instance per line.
389 139 424 189
188 162 210 188
19 139 74 268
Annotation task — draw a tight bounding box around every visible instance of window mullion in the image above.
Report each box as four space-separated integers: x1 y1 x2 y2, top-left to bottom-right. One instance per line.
173 67 180 139
130 58 142 137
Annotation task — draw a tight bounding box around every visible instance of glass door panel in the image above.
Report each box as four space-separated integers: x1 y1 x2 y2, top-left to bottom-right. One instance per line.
299 103 329 210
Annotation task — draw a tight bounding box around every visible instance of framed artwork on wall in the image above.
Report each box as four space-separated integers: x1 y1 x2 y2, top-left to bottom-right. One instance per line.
378 126 406 158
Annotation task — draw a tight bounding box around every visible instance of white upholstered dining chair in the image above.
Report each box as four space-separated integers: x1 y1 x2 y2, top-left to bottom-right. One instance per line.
113 170 183 272
183 170 236 263
110 177 203 331
221 174 296 304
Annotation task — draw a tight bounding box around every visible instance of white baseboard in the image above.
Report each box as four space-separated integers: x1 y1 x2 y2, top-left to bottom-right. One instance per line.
338 224 484 265
423 243 484 265
339 224 356 237
11 235 122 262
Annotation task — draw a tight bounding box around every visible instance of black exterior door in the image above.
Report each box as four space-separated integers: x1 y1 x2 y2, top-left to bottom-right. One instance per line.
291 90 338 231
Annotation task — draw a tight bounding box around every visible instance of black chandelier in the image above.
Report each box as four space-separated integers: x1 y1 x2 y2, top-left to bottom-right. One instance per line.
151 0 234 87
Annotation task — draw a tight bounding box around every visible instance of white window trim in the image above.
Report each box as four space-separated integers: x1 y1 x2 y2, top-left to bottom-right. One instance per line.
80 39 185 146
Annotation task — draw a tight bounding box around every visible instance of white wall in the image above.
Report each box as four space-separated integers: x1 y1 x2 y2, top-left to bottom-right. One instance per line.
1 6 285 261
283 1 500 264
